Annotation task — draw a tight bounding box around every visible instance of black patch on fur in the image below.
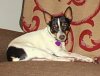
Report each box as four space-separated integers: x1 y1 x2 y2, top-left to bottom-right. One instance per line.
48 16 71 33
6 46 27 61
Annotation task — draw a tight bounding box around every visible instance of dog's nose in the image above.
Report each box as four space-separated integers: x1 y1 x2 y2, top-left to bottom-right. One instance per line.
59 35 66 40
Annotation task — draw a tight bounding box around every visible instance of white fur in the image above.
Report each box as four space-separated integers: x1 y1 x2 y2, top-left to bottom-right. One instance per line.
8 27 94 62
56 18 66 42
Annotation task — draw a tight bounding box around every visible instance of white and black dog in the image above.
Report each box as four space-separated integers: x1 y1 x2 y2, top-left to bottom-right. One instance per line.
6 7 94 62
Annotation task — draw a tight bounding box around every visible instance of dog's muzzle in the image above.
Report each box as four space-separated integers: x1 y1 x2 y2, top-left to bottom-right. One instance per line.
57 32 67 42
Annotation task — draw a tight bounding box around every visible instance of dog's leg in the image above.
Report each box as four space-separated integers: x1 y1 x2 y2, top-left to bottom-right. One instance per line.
65 52 94 62
50 56 76 62
51 49 94 62
7 46 27 62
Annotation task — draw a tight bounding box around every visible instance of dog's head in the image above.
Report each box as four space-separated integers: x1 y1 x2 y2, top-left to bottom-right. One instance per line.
44 7 73 42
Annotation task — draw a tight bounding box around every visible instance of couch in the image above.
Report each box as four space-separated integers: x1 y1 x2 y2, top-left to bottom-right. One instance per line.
0 28 100 76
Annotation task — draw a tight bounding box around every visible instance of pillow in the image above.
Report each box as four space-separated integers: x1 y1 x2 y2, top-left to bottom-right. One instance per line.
21 0 100 59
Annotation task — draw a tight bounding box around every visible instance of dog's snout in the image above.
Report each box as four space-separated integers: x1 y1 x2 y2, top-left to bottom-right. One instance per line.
59 35 65 40
57 32 67 42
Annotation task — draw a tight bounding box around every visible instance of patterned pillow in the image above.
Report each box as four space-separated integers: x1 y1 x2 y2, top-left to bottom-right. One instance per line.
20 0 100 59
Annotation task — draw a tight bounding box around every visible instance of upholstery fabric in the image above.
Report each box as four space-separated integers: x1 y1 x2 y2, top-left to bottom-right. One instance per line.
0 61 100 76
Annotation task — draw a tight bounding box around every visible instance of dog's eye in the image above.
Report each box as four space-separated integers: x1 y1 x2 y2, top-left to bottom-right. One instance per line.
53 25 58 29
62 23 68 26
51 25 59 33
61 23 67 28
53 24 59 29
61 23 70 31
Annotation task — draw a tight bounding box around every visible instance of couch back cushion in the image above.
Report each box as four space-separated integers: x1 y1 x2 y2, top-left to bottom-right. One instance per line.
20 0 100 58
0 29 23 62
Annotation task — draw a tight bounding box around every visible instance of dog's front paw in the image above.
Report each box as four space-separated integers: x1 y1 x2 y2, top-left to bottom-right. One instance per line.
63 57 76 62
78 57 94 63
94 57 100 64
54 57 76 62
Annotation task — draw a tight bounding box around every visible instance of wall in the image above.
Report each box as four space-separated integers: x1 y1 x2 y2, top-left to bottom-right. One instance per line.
0 0 23 32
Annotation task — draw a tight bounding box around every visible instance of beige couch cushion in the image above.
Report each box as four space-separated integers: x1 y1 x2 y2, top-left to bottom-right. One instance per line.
0 61 100 76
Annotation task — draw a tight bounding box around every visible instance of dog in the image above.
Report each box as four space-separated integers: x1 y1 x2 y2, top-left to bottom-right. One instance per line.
6 7 94 62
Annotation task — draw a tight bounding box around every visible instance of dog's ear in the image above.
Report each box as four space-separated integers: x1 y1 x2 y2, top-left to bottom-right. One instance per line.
64 6 73 21
43 12 52 24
